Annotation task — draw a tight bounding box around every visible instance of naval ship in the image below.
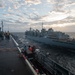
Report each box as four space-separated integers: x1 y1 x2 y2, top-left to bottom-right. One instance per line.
25 28 75 51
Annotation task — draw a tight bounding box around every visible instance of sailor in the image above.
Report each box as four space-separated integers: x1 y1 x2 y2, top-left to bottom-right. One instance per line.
0 31 4 40
7 31 10 39
32 45 36 53
5 31 10 40
32 45 36 58
21 45 27 55
28 45 32 52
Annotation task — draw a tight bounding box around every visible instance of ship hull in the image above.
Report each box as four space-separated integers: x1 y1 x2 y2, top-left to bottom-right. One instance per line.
26 35 75 51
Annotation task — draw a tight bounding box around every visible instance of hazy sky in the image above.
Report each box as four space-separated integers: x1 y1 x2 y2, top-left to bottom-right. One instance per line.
0 0 75 32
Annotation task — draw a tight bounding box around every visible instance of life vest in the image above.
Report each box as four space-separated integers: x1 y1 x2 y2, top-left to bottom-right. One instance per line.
28 47 32 52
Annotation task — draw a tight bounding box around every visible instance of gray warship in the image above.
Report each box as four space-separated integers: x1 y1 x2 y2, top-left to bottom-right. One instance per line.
25 28 75 51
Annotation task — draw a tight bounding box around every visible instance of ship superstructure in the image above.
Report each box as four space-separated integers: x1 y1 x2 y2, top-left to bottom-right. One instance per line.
25 28 75 51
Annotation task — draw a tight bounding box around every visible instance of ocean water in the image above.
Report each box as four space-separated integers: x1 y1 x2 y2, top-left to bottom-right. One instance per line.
66 32 75 38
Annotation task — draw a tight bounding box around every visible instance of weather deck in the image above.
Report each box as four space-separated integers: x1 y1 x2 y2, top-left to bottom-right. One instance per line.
0 37 34 75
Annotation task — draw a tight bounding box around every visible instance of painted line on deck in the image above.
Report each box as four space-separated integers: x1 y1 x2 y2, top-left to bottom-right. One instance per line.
11 35 37 75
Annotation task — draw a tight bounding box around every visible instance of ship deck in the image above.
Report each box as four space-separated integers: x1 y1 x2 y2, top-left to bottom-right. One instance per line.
0 37 34 75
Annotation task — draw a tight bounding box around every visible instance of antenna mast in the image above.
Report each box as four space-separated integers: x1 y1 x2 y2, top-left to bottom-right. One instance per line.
1 21 3 32
42 22 43 30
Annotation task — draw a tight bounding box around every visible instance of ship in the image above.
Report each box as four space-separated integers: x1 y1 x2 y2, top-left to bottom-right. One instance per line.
25 28 75 51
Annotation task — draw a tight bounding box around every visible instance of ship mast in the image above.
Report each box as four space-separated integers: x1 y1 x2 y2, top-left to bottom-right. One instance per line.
1 21 3 32
42 22 43 30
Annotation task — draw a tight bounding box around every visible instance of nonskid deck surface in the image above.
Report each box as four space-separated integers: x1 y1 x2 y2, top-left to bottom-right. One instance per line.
0 38 34 75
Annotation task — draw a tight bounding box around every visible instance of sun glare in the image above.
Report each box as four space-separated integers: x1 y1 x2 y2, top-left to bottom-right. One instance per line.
42 11 69 22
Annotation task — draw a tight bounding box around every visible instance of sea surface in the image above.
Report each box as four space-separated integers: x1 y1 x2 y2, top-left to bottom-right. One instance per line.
66 32 75 38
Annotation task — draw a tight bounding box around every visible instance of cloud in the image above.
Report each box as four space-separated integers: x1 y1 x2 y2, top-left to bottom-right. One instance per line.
4 21 31 32
30 8 36 11
13 4 18 9
28 11 75 28
24 0 41 5
8 7 11 12
46 0 56 4
70 10 75 17
33 11 39 17
0 0 5 8
25 11 70 26
46 0 75 13
0 4 3 8
25 12 42 23
3 14 11 17
64 2 75 8
13 2 21 9
0 0 75 32
40 11 69 22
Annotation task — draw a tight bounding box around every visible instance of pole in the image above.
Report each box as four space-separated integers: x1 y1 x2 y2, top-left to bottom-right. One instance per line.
42 22 43 30
1 21 3 32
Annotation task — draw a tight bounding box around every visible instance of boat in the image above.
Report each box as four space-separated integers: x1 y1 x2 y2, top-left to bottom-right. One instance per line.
25 28 75 51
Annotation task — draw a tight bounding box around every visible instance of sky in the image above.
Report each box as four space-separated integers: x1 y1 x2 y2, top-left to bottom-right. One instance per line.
0 0 75 32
